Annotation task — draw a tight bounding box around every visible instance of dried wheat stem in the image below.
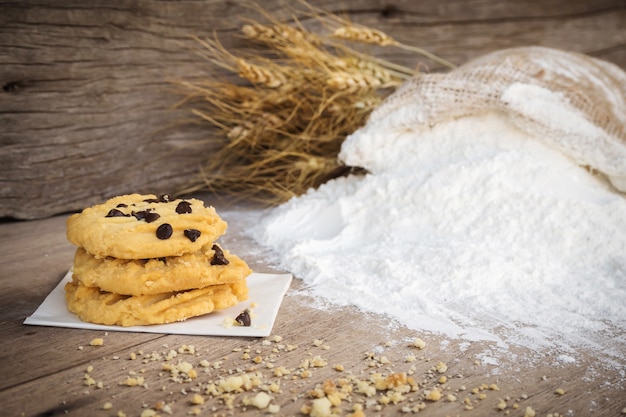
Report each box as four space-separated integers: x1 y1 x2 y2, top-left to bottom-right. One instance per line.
397 44 457 69
189 34 239 72
190 109 230 131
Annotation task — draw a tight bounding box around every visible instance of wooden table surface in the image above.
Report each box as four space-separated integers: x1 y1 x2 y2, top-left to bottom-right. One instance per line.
1 198 624 417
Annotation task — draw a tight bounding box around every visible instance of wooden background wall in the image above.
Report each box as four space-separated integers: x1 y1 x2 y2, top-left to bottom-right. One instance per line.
1 0 625 219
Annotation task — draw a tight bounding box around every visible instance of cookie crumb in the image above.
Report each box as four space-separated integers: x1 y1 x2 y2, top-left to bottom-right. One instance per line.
425 387 442 402
310 397 332 417
412 338 426 349
119 376 145 387
248 392 271 409
524 406 536 417
89 338 104 346
497 399 507 410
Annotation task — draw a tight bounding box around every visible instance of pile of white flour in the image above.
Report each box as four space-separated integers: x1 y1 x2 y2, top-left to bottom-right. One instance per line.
253 113 626 363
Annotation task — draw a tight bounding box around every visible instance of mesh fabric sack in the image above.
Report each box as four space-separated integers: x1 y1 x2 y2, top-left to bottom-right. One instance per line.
341 46 626 192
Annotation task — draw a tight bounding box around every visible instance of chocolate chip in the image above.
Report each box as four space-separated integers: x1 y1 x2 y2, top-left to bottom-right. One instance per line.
116 203 128 208
105 208 127 217
156 223 173 240
176 201 192 214
210 244 229 265
235 309 251 327
144 194 172 203
131 209 160 223
145 212 160 223
132 210 148 221
184 229 201 242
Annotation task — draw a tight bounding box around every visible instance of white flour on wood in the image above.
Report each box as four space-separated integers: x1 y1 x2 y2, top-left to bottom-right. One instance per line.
252 47 626 366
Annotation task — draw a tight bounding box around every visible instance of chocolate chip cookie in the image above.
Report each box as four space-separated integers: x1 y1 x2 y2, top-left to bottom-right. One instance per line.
72 244 252 295
66 194 227 259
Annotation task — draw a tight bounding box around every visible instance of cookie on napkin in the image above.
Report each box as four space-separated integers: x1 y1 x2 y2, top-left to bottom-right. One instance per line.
64 193 252 326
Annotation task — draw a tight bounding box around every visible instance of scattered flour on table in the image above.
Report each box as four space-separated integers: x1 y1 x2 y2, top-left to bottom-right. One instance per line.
252 113 626 366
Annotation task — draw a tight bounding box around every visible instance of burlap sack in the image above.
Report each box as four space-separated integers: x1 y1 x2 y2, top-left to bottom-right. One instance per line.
341 46 626 192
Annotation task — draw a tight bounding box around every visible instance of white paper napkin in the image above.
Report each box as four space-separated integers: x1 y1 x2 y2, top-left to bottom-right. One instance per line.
24 270 292 337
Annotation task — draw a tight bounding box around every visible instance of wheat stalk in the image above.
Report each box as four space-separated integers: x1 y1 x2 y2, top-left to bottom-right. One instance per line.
236 58 287 88
333 26 398 46
173 1 453 204
332 25 456 70
299 0 457 70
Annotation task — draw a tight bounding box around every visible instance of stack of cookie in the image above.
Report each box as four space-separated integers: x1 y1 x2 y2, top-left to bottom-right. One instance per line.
64 194 252 327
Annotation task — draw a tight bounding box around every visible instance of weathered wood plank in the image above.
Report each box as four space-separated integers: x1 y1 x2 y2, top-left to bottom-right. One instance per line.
1 0 625 219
